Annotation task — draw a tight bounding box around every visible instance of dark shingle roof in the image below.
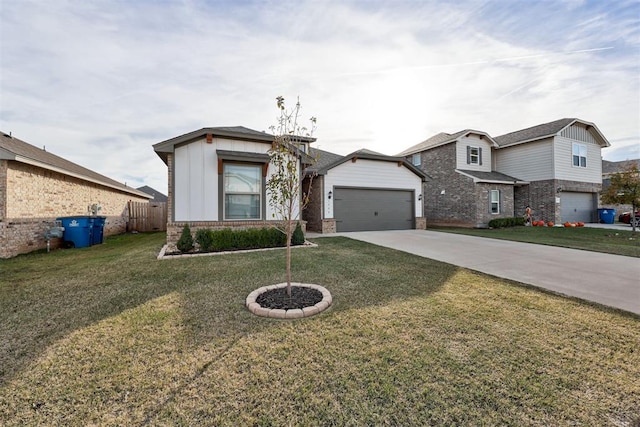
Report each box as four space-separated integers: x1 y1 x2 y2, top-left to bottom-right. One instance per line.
456 169 527 184
494 118 576 147
305 147 429 181
602 159 640 175
397 130 497 156
136 185 168 202
0 132 150 198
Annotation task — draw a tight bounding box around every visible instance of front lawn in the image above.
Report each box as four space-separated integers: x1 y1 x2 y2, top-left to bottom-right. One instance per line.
1 233 638 426
431 225 640 257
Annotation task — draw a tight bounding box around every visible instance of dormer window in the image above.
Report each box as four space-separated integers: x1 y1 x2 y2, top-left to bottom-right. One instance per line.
467 146 482 165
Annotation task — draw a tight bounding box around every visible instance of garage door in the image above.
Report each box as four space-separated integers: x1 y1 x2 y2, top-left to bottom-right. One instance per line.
333 188 414 232
561 192 595 223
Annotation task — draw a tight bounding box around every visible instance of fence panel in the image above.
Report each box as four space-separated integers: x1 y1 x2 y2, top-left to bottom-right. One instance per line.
128 201 167 232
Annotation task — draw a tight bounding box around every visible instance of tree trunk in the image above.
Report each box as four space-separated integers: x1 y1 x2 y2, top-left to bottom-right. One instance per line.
286 218 293 298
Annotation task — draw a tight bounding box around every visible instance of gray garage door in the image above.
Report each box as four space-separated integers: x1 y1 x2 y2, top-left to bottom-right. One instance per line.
561 192 595 223
334 188 414 232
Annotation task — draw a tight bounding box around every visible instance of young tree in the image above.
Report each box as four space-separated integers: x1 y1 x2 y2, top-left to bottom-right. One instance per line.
266 96 317 297
601 162 640 232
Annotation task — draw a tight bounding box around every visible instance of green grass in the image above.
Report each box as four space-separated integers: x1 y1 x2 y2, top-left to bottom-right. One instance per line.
430 225 640 257
1 233 638 426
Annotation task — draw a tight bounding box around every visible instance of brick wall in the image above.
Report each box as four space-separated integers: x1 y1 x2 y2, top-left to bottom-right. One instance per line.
419 144 479 227
302 175 323 232
0 161 148 258
475 183 515 227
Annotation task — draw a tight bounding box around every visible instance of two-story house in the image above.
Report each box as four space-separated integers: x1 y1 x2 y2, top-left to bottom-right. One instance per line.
399 118 610 227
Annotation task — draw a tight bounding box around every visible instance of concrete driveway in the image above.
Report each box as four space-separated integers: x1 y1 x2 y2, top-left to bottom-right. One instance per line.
310 230 640 315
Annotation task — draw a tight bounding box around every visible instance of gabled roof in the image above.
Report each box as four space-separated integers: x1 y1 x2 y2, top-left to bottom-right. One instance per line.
153 126 316 164
306 147 429 181
397 130 498 156
602 159 640 176
456 169 528 185
136 185 168 202
0 132 151 198
494 118 611 148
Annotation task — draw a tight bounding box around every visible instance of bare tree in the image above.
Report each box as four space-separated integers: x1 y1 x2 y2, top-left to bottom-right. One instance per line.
266 96 317 297
601 162 640 232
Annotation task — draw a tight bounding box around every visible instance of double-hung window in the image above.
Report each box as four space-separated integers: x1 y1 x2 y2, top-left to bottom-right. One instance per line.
572 143 587 167
467 146 482 165
490 190 500 214
223 163 262 220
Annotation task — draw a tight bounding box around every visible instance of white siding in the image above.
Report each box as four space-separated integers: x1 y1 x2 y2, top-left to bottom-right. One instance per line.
553 136 602 183
495 139 554 181
173 137 278 222
455 135 493 172
324 159 423 219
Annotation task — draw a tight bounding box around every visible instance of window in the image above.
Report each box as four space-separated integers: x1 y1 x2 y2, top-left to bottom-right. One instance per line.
412 153 421 166
467 146 482 165
572 143 587 168
490 190 500 214
223 163 262 220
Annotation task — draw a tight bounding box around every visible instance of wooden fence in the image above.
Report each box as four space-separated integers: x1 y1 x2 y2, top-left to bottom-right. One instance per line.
128 201 167 232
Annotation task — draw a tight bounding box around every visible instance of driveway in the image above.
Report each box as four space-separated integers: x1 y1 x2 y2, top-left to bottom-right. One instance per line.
310 230 640 315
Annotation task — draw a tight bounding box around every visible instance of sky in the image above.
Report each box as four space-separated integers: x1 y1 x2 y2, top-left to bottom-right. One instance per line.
1 0 639 195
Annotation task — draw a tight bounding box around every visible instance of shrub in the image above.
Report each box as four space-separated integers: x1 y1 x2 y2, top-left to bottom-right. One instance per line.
176 224 194 253
488 217 526 228
291 222 305 246
195 229 215 252
193 227 288 253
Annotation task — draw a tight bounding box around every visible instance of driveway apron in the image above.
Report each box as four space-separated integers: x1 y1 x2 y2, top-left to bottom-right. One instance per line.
332 230 640 315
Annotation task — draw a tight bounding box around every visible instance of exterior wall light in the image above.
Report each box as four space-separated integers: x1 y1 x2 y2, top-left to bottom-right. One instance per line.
418 194 423 201
328 191 333 199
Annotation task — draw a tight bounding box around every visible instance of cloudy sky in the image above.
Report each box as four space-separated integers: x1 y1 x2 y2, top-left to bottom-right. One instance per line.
1 0 638 194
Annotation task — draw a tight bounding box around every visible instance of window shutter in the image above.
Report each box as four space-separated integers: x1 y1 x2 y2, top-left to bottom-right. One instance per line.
479 147 483 165
488 190 492 213
466 146 471 164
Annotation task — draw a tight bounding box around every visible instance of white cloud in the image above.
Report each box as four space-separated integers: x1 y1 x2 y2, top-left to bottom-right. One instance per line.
1 0 638 195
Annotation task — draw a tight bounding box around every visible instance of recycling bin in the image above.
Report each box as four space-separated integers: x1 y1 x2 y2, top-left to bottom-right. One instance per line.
598 208 616 224
91 216 107 244
57 216 94 248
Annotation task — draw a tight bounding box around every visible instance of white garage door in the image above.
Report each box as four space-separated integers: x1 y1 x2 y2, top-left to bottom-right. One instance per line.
561 192 595 223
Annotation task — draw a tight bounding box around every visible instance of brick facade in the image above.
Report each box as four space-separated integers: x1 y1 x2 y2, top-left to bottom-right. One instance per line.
0 161 148 258
302 175 323 232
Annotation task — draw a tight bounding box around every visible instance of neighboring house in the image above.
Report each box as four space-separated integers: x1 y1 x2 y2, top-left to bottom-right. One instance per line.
136 185 168 202
399 118 610 227
303 148 428 233
0 132 151 258
152 126 314 249
600 158 640 215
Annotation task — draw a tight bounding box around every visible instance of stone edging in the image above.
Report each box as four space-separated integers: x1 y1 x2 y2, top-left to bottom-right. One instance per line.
246 283 332 319
157 241 318 260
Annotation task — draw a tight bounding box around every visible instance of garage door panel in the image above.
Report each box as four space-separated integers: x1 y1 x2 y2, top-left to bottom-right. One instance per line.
334 188 414 232
561 192 595 223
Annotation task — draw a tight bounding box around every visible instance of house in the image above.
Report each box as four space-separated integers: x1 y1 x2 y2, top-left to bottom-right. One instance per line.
152 126 314 249
136 185 168 203
0 132 151 258
600 158 640 215
303 148 428 233
399 118 610 227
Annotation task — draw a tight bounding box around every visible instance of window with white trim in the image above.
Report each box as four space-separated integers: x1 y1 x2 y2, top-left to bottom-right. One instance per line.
490 190 500 214
572 143 587 167
223 163 262 219
412 153 421 166
467 146 482 165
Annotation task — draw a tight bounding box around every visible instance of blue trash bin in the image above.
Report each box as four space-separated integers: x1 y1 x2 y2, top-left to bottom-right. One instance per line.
57 216 94 248
598 208 616 224
92 216 106 244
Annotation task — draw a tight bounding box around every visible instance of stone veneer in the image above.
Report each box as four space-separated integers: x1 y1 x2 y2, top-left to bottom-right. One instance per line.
0 160 148 258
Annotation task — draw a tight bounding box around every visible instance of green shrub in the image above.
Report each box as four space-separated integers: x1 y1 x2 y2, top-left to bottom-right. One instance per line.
291 222 305 246
193 227 288 252
195 229 215 252
176 224 194 252
488 217 526 228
